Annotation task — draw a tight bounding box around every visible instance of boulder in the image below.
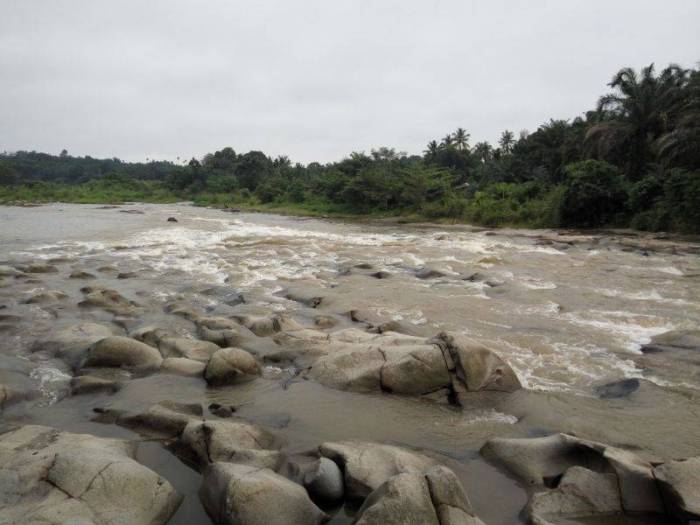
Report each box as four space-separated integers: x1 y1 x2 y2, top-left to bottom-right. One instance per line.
284 290 323 308
0 368 37 409
434 332 521 393
653 457 700 522
17 263 59 273
164 301 201 321
116 401 203 438
162 357 207 377
82 336 163 373
355 466 484 525
129 324 174 347
594 378 641 399
481 433 664 514
233 314 303 337
642 330 700 353
314 315 338 329
415 267 447 279
181 419 281 468
0 265 24 277
79 286 140 316
69 270 96 279
200 462 327 525
159 337 220 362
21 290 68 304
204 347 261 386
198 325 244 347
70 375 121 395
167 217 178 222
0 425 182 524
282 455 344 503
380 344 452 395
307 345 385 392
319 441 438 500
527 467 622 524
32 322 116 369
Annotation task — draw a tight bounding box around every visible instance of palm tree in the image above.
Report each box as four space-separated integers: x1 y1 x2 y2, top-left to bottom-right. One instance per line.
424 140 440 157
441 134 454 147
585 63 689 179
453 128 470 151
473 141 493 162
655 68 700 169
499 130 515 154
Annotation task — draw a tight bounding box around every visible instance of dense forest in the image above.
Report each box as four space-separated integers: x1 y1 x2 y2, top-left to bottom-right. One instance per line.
1 63 699 233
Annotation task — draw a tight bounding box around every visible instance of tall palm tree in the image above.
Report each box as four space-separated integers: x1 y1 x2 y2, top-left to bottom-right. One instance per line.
424 140 440 157
585 63 689 179
442 134 454 147
473 141 493 162
499 130 515 154
453 128 470 151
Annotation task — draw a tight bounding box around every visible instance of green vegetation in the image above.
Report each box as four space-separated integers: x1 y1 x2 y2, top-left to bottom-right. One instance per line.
1 63 699 232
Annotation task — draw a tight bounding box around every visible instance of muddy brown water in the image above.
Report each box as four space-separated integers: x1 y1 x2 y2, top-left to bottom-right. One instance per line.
1 203 699 524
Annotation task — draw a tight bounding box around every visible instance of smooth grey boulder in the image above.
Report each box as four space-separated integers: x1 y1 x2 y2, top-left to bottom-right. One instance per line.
594 378 640 399
481 433 664 514
642 330 700 352
79 286 140 316
180 419 282 468
32 322 116 369
527 467 622 524
319 441 438 500
233 314 303 337
159 337 219 362
204 347 261 386
82 336 163 373
162 357 207 376
654 457 700 523
415 266 447 279
200 462 327 525
117 401 203 438
307 345 385 392
283 455 344 503
380 344 452 395
355 466 484 525
434 332 522 393
129 324 174 347
69 270 96 279
21 290 68 304
0 424 182 524
70 375 121 395
0 367 37 409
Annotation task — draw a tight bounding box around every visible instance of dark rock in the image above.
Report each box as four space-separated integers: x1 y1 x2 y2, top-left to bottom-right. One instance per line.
167 217 178 222
594 378 641 399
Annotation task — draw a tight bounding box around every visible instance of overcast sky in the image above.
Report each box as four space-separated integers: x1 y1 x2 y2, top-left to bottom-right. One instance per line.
1 1 698 164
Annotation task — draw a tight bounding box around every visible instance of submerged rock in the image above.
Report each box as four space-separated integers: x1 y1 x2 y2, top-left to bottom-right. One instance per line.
82 336 163 373
79 286 140 316
159 336 219 362
594 378 641 399
21 289 68 304
69 270 96 279
204 347 261 385
0 425 182 524
17 263 59 273
200 462 327 525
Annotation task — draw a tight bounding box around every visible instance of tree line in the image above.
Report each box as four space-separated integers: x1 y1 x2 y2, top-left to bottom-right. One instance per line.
1 62 698 232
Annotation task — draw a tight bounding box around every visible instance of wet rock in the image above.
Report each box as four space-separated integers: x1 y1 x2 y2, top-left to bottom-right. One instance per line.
32 322 116 369
370 271 391 279
0 265 24 277
527 467 622 524
314 315 338 329
129 324 174 347
79 286 140 316
21 289 68 304
159 337 219 362
97 265 119 274
82 336 163 373
594 378 640 399
17 263 59 273
0 367 37 408
70 375 121 395
307 344 385 392
198 325 244 347
117 271 138 279
233 314 303 337
204 347 261 385
0 424 182 524
69 270 96 279
319 441 438 500
434 332 522 393
208 402 237 418
284 290 323 308
200 462 327 525
164 300 201 320
167 217 178 222
117 401 203 438
181 418 281 468
654 457 700 522
381 344 452 395
415 267 447 279
481 433 664 514
162 357 207 376
282 455 344 504
355 466 484 525
642 330 700 353
197 316 240 330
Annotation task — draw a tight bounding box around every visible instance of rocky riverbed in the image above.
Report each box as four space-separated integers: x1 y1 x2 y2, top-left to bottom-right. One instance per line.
1 203 699 524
